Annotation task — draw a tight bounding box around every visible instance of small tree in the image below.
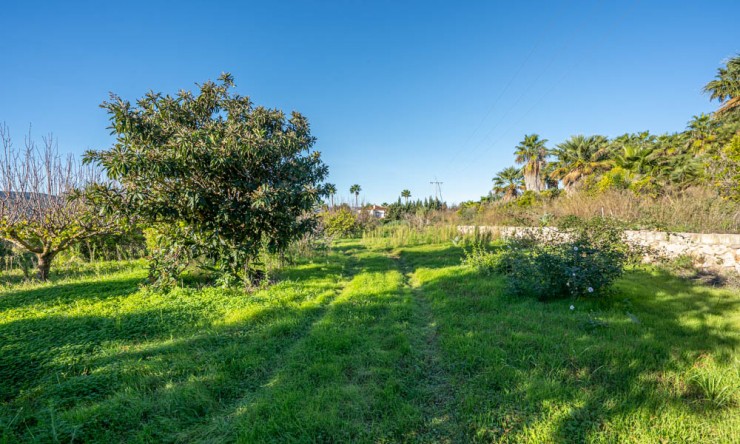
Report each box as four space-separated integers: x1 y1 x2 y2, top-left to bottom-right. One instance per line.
84 74 329 286
492 166 523 201
0 125 121 280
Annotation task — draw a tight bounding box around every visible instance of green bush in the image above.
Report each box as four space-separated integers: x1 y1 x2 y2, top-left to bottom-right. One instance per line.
465 217 629 300
515 190 538 207
321 208 360 237
462 242 505 275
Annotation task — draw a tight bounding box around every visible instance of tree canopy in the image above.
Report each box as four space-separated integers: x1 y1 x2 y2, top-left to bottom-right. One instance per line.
84 73 329 286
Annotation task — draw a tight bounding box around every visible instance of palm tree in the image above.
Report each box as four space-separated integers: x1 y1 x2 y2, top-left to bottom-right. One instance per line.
549 135 609 193
401 189 411 204
704 55 740 115
492 167 523 201
514 134 548 192
614 144 655 176
610 132 658 175
325 183 337 208
686 113 717 152
349 184 361 208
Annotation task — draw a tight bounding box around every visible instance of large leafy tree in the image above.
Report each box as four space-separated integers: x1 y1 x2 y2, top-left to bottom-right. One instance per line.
84 74 329 286
550 135 609 193
492 166 523 201
704 55 740 116
0 125 122 280
349 184 361 208
514 134 548 192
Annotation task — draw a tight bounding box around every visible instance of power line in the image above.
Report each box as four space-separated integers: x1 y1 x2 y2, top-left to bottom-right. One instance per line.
445 0 579 170
451 0 640 179
430 178 444 201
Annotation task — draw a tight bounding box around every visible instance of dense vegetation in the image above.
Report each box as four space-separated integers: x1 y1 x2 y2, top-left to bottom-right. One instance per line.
1 238 737 442
460 55 740 233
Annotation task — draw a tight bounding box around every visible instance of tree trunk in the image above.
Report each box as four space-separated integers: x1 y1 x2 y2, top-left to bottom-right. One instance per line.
36 252 55 281
523 171 538 192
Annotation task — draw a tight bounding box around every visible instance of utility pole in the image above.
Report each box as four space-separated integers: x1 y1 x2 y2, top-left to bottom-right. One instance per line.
430 178 443 202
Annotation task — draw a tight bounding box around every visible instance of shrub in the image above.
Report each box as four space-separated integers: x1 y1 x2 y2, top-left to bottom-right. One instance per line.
595 166 631 192
515 190 538 207
322 208 360 237
462 242 505 275
465 217 629 300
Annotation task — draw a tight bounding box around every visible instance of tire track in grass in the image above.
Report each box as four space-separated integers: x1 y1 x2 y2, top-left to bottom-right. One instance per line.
171 255 372 442
393 252 463 443
224 249 427 442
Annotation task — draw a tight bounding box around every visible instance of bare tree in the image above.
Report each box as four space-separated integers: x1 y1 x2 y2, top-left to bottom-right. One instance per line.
0 124 122 280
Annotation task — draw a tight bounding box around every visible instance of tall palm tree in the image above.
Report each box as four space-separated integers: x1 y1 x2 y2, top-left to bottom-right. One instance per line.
492 167 523 201
514 134 548 192
704 55 740 115
325 183 337 208
401 189 411 204
349 184 361 208
549 135 609 193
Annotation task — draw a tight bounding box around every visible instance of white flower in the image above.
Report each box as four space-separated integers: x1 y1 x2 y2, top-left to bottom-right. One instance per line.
573 246 578 251
587 287 594 293
569 305 575 310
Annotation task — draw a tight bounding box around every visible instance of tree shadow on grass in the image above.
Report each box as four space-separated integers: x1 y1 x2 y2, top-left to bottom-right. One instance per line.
0 249 356 443
394 245 467 270
0 260 143 287
0 276 142 312
220 265 434 442
411 264 739 442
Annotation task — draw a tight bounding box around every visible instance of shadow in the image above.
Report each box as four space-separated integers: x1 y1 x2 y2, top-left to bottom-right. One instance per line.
220 257 441 443
409 261 739 442
2 241 737 442
394 245 467 270
0 248 353 443
0 276 141 312
0 260 143 287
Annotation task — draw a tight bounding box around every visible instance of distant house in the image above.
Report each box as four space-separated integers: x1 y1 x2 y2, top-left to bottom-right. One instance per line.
367 205 386 219
355 205 387 219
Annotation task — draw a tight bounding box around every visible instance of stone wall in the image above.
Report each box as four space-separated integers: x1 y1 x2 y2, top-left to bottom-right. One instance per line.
457 226 740 274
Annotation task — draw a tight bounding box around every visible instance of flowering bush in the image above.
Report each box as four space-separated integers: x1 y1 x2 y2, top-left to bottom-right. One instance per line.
465 217 629 300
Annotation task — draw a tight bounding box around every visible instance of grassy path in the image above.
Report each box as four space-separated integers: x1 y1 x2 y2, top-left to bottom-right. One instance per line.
1 240 739 442
394 253 463 443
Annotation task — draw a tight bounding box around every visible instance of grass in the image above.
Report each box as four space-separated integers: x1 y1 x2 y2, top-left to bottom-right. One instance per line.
0 240 738 442
468 187 740 234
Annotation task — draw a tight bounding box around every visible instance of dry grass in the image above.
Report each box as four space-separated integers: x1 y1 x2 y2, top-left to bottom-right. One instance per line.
471 188 740 233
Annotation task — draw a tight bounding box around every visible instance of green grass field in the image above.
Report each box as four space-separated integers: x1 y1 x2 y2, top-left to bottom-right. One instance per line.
1 240 738 443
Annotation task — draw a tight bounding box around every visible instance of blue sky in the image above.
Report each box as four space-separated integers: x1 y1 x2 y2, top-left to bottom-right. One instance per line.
1 1 738 204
